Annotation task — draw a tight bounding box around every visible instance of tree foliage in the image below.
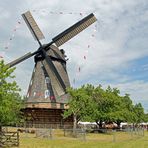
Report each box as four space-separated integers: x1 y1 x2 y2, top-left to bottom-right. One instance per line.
0 60 23 128
64 83 146 129
63 86 98 129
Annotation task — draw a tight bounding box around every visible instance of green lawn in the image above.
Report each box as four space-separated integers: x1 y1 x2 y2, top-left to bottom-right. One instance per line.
17 130 148 148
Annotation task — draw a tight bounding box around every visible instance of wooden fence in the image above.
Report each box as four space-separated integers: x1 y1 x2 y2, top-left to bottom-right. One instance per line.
0 131 19 147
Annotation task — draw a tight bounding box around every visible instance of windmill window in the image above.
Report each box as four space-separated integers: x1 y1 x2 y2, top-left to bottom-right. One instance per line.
45 90 50 99
33 92 36 96
45 77 50 84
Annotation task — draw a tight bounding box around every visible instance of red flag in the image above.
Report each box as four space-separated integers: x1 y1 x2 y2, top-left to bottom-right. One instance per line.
78 67 81 72
50 96 55 100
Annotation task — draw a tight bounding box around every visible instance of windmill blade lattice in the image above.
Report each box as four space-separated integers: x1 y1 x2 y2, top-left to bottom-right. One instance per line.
52 13 97 47
22 11 45 46
6 52 35 68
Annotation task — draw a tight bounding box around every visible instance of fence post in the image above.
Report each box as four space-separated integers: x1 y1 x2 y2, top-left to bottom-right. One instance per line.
64 128 66 137
83 129 86 141
17 131 19 147
112 130 116 142
142 128 144 137
50 128 53 140
130 128 133 139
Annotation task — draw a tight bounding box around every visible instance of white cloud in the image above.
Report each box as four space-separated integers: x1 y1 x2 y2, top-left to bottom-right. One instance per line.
109 80 148 104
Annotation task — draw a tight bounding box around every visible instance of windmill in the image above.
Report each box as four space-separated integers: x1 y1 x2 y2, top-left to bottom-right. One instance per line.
7 11 97 128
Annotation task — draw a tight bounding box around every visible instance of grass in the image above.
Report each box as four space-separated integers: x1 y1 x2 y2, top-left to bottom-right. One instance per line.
19 132 148 148
5 127 148 148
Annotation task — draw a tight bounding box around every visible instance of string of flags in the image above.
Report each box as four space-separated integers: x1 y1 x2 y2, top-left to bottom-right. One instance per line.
0 20 22 59
4 20 22 50
32 9 88 17
72 22 98 86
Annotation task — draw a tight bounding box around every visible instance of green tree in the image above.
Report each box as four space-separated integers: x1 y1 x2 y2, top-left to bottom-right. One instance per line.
144 113 148 122
63 84 146 131
89 85 106 128
90 86 135 129
63 87 98 131
100 86 122 127
114 94 134 128
90 85 122 128
0 60 22 131
132 103 145 126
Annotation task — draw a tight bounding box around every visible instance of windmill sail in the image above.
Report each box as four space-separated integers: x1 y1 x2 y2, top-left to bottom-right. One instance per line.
22 11 45 42
41 48 67 92
6 52 34 68
52 13 97 47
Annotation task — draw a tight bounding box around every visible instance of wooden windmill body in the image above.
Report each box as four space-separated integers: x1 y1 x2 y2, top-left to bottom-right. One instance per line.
7 11 97 128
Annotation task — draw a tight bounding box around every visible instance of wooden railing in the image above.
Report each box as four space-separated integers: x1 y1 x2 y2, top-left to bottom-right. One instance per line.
0 131 19 147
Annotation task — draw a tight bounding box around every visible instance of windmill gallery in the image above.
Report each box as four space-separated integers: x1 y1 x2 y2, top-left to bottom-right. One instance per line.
6 11 97 128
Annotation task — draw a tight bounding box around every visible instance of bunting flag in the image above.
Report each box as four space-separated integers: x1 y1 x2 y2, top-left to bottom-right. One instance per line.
91 34 95 37
50 96 55 100
78 67 81 72
80 13 83 16
31 9 89 16
3 20 22 50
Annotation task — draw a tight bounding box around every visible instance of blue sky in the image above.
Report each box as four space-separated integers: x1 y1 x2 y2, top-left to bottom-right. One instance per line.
0 0 148 112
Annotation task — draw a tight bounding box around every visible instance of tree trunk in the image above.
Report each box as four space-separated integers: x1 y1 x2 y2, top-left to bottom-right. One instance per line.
0 123 2 132
117 121 121 129
99 120 103 129
96 121 99 128
133 123 135 131
73 114 77 137
73 115 77 130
